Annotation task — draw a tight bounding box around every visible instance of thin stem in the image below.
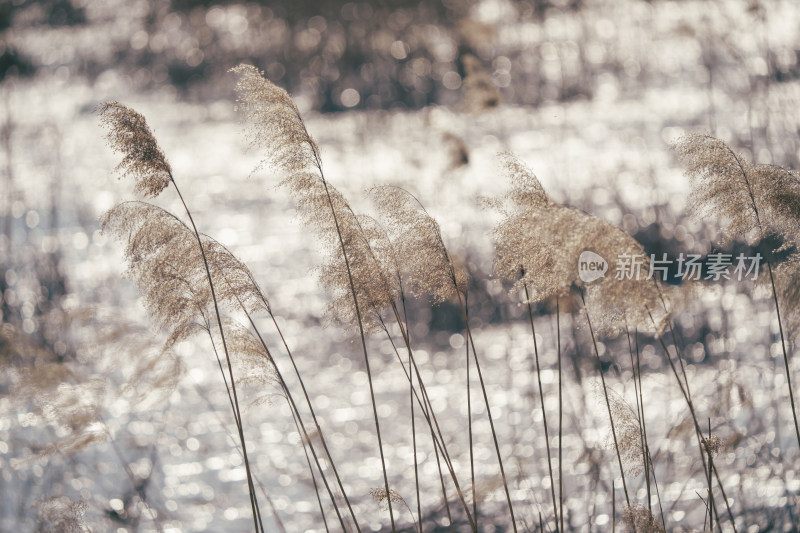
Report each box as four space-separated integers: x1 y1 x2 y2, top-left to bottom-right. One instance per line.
650 283 738 531
387 301 476 527
379 312 470 530
707 419 714 532
466 292 477 530
409 341 421 533
724 143 800 449
649 313 736 531
317 175 396 532
579 291 631 515
557 298 564 533
240 307 349 532
625 325 651 509
633 328 665 529
210 243 358 529
102 424 164 533
458 290 518 532
266 311 361 531
385 187 506 528
298 119 395 531
395 295 425 533
523 282 558 532
763 246 800 448
170 177 262 533
288 394 330 533
191 381 296 533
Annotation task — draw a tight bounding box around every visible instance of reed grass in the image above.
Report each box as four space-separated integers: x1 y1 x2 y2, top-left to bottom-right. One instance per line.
10 64 800 533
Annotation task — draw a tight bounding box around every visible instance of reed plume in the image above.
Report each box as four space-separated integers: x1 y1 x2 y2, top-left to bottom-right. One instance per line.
14 364 107 458
370 185 468 303
371 184 516 532
775 253 800 338
36 497 92 533
675 133 800 450
98 102 172 198
100 102 266 531
314 198 399 332
234 63 397 531
603 387 645 478
10 310 181 464
370 487 420 533
676 133 800 245
490 154 678 520
101 203 274 355
235 64 398 331
622 504 665 533
231 64 320 177
100 202 287 416
491 153 668 334
357 211 476 530
101 202 212 340
369 487 404 510
220 320 279 393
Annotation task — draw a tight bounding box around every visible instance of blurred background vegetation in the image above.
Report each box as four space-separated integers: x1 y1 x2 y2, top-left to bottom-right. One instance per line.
1 0 796 115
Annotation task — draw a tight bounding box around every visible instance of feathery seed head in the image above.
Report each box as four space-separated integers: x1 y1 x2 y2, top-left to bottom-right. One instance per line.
101 202 271 338
37 498 90 533
204 238 272 316
101 202 211 337
703 434 723 457
318 213 401 331
224 321 279 392
492 154 668 333
233 64 398 330
370 185 469 303
777 253 800 339
602 386 645 477
231 64 320 177
98 101 171 197
622 504 665 533
369 487 404 511
675 133 800 245
15 364 108 457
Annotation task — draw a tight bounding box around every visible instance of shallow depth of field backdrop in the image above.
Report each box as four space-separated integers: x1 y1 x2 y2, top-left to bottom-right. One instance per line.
2 0 800 532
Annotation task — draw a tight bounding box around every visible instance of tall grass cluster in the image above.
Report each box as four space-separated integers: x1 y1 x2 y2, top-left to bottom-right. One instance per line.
4 63 800 532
